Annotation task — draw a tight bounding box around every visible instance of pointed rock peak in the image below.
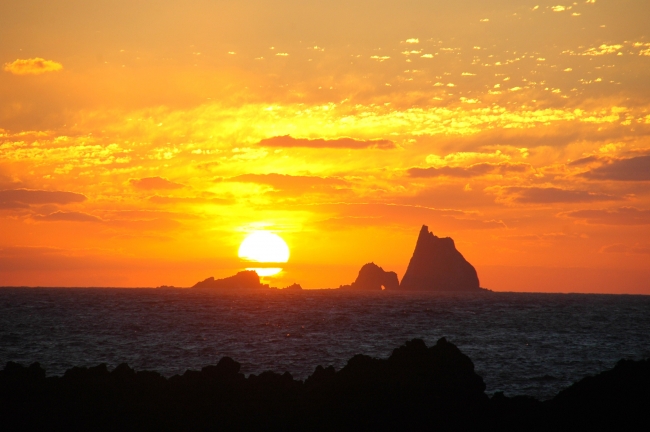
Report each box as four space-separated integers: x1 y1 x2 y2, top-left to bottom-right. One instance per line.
400 224 480 291
418 224 432 240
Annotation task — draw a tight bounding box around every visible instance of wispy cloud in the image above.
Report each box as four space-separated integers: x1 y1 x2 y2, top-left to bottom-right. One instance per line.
493 187 622 204
258 135 395 149
228 173 349 195
600 243 650 255
0 189 86 208
33 211 102 223
148 195 230 205
561 207 650 225
408 162 529 178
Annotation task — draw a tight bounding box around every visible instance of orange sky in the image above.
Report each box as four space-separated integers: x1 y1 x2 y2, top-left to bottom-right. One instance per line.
1 0 649 292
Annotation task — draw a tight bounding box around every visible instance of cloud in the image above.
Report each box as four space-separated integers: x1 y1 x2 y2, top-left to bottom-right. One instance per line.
258 135 395 149
104 210 201 220
227 173 349 195
568 156 600 166
129 177 184 190
3 58 63 75
581 155 650 181
408 162 530 178
600 243 650 255
0 189 86 208
561 207 650 225
148 195 230 205
0 201 29 210
108 217 182 231
425 150 514 166
493 187 621 204
303 203 505 230
33 211 102 222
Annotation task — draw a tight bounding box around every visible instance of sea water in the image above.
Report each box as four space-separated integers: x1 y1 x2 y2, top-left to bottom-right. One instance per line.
1 288 649 400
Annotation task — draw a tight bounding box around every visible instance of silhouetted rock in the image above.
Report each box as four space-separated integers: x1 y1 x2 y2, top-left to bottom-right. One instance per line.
1 340 648 431
399 225 481 291
192 270 270 290
341 262 399 291
545 357 650 431
281 283 303 291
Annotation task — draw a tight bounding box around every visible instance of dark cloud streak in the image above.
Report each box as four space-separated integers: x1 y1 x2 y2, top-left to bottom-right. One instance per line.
33 211 102 223
581 155 650 181
561 207 650 225
130 177 184 190
0 189 87 210
497 187 621 204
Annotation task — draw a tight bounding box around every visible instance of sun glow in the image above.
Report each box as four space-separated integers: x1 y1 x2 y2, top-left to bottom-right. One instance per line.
246 267 284 277
238 231 290 264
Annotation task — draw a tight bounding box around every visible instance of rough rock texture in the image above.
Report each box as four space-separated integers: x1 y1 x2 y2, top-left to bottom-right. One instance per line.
1 340 649 431
399 225 480 291
192 270 269 290
0 338 488 432
341 262 400 291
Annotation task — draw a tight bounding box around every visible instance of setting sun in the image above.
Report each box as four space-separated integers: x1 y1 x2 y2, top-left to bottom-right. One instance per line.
238 231 290 264
238 231 289 277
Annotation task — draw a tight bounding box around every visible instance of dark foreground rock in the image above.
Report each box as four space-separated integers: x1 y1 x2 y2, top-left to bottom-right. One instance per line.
339 262 400 291
399 225 481 291
1 339 648 432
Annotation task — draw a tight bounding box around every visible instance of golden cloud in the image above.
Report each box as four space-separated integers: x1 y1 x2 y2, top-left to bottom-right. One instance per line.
3 58 63 75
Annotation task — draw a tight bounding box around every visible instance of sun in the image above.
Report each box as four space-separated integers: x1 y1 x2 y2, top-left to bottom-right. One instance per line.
238 231 290 264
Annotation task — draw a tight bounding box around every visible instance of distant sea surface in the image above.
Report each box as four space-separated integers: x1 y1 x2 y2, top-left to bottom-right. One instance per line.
1 288 649 400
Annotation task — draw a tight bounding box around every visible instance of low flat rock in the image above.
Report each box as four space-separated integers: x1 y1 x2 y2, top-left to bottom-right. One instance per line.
340 262 399 291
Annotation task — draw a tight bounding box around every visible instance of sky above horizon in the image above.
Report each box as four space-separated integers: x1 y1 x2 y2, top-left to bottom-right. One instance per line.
1 0 649 292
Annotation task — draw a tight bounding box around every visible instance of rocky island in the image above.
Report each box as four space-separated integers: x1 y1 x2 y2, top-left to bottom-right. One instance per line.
192 270 270 290
399 225 481 291
193 270 302 291
339 262 399 291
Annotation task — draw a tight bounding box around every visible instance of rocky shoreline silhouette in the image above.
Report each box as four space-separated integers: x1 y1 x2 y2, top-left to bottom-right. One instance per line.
1 338 648 431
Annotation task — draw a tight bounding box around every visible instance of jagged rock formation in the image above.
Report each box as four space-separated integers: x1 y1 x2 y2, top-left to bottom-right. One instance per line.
340 262 399 290
399 225 480 291
3 339 648 431
192 270 269 290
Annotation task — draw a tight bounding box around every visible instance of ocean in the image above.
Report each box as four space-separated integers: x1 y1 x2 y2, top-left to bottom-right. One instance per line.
1 288 649 400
